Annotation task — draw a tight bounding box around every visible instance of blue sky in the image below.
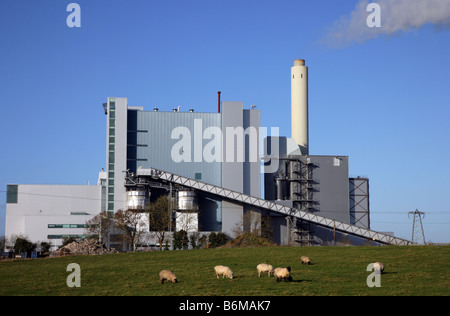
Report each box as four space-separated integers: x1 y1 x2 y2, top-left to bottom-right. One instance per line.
1 0 449 243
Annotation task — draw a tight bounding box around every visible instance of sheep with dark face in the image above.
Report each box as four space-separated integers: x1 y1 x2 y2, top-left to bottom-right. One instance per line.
273 266 292 282
159 270 177 284
301 256 311 265
214 265 234 279
257 263 274 277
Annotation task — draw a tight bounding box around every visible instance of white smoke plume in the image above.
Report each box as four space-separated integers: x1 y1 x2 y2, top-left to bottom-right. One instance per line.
323 0 450 48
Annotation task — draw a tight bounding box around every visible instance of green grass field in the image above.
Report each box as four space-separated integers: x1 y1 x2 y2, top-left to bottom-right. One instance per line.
0 245 449 296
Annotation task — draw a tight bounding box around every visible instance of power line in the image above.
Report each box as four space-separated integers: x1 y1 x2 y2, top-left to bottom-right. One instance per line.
372 221 450 225
372 211 450 214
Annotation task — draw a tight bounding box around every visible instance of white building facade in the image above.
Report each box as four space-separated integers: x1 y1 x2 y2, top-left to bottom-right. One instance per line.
5 173 106 250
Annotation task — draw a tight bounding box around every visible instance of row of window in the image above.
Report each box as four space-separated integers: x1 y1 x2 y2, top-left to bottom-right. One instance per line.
47 235 86 240
70 212 90 215
108 99 116 212
48 224 86 229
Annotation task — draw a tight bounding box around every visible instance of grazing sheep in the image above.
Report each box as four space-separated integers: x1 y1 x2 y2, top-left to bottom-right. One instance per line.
214 265 234 279
273 266 292 282
159 270 177 284
256 263 274 277
373 262 384 274
301 256 311 265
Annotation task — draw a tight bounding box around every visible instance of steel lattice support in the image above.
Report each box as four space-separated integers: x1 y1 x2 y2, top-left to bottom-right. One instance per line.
408 209 426 244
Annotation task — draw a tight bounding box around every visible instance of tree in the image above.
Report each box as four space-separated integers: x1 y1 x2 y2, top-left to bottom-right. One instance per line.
189 232 200 249
173 230 189 250
85 211 113 244
113 209 148 251
197 234 208 249
147 195 174 251
14 237 36 255
39 241 51 254
0 236 5 252
232 210 273 240
208 232 229 248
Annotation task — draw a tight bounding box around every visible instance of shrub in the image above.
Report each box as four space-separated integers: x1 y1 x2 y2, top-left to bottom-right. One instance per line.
173 230 189 250
14 237 37 254
208 232 230 248
222 233 277 248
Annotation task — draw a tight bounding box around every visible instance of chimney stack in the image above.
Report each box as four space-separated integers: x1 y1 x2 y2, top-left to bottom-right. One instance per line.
291 59 309 155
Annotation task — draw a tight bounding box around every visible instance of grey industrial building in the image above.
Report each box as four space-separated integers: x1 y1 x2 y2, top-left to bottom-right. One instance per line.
5 59 412 250
106 97 261 236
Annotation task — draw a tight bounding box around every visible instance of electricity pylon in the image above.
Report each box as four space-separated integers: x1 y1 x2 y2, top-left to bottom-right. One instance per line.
408 209 426 244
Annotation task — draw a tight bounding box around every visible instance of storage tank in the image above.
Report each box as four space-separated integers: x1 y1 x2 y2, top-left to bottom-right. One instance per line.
127 190 148 210
275 178 289 201
177 191 198 211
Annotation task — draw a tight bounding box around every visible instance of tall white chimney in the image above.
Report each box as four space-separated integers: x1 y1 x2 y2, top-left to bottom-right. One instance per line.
291 59 309 155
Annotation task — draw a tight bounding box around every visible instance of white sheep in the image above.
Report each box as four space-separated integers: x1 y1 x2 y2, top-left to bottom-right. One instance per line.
301 256 311 265
373 262 384 274
256 263 274 277
214 265 234 279
159 270 178 284
273 266 292 282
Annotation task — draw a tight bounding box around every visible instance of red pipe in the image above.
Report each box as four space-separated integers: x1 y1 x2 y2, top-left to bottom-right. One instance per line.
218 91 221 113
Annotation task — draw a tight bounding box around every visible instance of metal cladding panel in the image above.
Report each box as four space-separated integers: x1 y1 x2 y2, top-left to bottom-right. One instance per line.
308 156 350 224
129 110 222 187
221 101 244 193
243 109 261 198
220 102 246 235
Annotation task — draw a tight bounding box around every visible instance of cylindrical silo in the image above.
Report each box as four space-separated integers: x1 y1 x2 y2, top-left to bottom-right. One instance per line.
275 178 289 201
177 191 198 211
291 59 309 155
127 190 148 210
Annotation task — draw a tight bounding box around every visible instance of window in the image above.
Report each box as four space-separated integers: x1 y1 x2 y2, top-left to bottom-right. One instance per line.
48 235 85 239
6 185 18 204
195 173 202 180
48 224 86 229
108 99 116 212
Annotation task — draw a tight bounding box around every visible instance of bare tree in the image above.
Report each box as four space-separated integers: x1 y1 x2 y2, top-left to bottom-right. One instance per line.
175 211 199 233
85 211 113 244
232 210 273 239
146 195 174 251
113 209 147 251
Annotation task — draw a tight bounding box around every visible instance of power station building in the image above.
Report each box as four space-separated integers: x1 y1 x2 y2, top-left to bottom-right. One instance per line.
4 60 411 250
105 97 261 235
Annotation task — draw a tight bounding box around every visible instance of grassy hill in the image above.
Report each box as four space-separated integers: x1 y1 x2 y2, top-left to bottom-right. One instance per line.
0 245 449 296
